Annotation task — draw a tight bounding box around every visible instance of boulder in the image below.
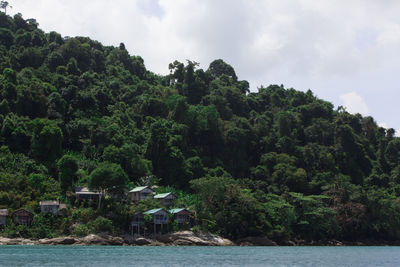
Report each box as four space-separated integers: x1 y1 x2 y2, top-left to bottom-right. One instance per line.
156 231 235 246
236 236 277 246
39 237 77 245
133 237 155 246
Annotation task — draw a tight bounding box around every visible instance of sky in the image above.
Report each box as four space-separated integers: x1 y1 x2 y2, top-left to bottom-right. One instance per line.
5 0 400 132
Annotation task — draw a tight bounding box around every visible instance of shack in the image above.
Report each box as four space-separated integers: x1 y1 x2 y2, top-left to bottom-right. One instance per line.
144 208 169 234
40 201 67 215
169 208 193 225
12 209 33 225
75 186 104 201
130 213 145 235
129 186 154 202
154 192 176 207
0 209 8 226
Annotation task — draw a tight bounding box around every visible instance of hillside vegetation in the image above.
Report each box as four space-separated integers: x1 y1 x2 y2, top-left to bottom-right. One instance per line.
1 12 400 241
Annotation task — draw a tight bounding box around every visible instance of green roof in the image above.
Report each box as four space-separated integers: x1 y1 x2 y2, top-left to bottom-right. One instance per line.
129 186 151 193
154 192 175 199
169 208 186 214
144 208 167 215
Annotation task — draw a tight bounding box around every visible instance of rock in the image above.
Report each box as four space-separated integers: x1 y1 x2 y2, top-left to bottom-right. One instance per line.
82 234 107 245
156 231 235 246
0 237 36 245
237 236 277 246
133 237 154 245
38 237 77 245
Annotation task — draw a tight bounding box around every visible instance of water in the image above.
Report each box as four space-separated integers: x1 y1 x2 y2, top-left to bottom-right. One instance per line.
0 246 400 266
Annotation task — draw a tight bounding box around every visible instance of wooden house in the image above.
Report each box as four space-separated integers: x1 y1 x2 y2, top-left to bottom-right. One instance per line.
130 213 145 235
39 201 67 215
0 209 8 226
169 208 193 224
12 209 33 224
75 186 104 201
128 186 154 202
144 208 169 224
154 192 176 207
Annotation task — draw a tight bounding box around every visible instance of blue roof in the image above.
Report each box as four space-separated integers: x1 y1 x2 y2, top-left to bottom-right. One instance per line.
169 208 190 214
144 208 167 215
154 192 175 199
129 186 151 193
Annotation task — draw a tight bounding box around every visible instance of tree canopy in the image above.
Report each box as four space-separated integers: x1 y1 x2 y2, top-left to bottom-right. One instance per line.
1 12 400 241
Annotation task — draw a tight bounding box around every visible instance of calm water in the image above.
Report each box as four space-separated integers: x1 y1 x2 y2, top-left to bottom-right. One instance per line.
0 246 400 266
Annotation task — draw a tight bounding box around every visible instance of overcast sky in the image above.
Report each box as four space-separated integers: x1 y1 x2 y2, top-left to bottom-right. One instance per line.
7 0 400 132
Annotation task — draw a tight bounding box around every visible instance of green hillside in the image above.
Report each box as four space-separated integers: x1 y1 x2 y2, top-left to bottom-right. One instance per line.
1 12 400 241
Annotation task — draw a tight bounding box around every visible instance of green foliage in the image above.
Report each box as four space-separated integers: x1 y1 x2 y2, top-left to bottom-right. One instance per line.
0 13 400 241
57 154 78 192
72 224 89 237
30 118 63 166
88 162 128 194
87 216 114 234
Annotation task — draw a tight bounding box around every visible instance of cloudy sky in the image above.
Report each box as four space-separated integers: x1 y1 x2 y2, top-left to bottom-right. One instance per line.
6 0 400 131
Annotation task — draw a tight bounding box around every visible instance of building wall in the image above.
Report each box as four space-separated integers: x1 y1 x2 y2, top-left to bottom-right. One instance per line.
41 205 58 214
0 215 6 225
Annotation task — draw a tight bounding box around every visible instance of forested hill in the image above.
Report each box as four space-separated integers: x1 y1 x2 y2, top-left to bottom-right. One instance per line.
1 12 400 241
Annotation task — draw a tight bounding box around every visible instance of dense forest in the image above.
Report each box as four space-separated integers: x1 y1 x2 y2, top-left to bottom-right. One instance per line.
1 11 400 242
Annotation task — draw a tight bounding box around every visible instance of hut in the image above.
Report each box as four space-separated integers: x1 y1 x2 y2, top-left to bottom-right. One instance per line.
169 208 193 225
0 209 8 226
130 213 145 235
75 186 104 201
144 208 169 234
128 186 154 202
12 209 33 225
40 201 67 215
154 192 176 207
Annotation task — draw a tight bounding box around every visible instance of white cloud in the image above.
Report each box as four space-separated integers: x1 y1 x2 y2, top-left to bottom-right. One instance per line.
340 92 369 115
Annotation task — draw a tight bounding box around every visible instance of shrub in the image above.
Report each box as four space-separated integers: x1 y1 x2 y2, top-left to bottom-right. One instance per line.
72 224 89 236
88 216 113 233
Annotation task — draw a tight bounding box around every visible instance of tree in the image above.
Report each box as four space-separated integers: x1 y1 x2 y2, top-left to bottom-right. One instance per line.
57 155 78 192
88 162 128 208
30 119 64 167
208 59 237 81
0 1 11 15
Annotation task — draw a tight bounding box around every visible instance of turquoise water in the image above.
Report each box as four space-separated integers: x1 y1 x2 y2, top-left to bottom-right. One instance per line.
1 246 400 266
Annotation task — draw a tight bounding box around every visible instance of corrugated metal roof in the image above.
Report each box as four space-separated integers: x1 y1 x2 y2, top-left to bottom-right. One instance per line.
129 186 151 193
75 187 103 195
40 200 59 206
154 192 175 199
0 209 8 216
144 208 167 215
169 208 185 214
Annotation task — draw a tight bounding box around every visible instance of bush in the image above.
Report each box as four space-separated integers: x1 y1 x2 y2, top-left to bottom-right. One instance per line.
88 216 113 233
72 208 96 223
72 224 89 236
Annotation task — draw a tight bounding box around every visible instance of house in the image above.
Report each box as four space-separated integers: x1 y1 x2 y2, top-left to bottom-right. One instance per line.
0 209 8 226
75 186 104 201
130 213 145 235
169 208 193 224
12 209 33 224
144 208 169 225
39 201 67 215
128 186 154 202
154 192 176 207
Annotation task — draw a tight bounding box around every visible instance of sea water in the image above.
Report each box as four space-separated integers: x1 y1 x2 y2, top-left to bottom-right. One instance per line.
0 246 400 266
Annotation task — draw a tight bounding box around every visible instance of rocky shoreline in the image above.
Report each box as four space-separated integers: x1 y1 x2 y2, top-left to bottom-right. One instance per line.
0 231 234 246
1 231 400 246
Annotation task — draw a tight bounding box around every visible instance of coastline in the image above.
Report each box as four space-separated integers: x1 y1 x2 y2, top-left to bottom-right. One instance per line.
2 231 400 246
0 231 234 246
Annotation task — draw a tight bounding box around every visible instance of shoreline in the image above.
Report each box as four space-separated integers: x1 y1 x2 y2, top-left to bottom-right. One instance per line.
1 231 400 246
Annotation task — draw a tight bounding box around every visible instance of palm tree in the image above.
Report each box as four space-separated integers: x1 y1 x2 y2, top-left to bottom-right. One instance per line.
0 1 12 15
